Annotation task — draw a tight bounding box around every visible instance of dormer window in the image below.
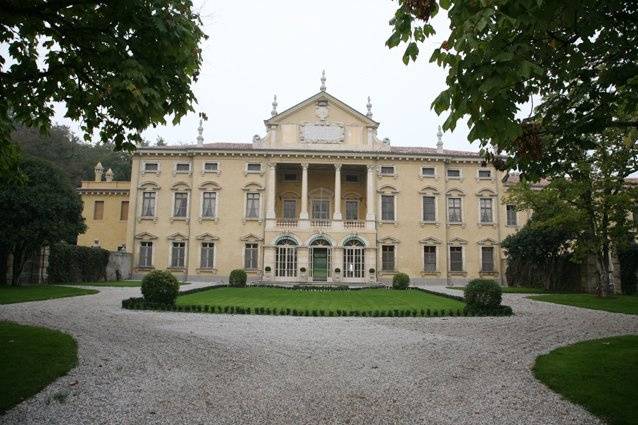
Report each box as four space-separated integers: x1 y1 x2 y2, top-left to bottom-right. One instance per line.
175 163 191 173
478 169 492 179
246 163 262 173
204 162 218 172
380 166 395 176
144 162 159 172
421 167 435 177
447 169 461 178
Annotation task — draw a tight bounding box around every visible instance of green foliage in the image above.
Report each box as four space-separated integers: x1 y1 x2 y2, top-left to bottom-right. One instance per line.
0 158 86 285
464 279 502 311
229 269 247 287
0 285 97 305
141 270 180 305
386 0 638 180
618 244 638 295
530 293 638 315
47 243 110 284
0 0 207 179
392 272 410 289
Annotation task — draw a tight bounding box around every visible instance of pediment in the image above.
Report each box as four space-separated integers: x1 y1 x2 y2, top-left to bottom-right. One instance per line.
135 232 158 240
418 186 439 195
196 233 219 241
241 233 264 242
478 238 499 246
448 237 468 245
198 181 221 190
476 188 497 197
419 237 442 245
242 182 265 192
167 232 188 241
378 236 400 244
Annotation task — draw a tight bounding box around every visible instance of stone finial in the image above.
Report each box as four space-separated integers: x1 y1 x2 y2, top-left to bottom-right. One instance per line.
196 118 204 146
320 70 326 92
271 94 278 116
105 168 114 182
366 96 373 118
94 162 103 182
436 125 444 153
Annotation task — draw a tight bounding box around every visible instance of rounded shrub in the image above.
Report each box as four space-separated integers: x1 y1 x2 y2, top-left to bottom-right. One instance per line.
392 272 410 289
229 269 247 287
141 270 179 305
464 279 502 309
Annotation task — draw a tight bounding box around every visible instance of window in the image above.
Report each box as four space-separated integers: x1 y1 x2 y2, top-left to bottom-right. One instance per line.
283 172 297 181
200 242 215 268
141 192 156 217
139 242 153 267
479 198 493 223
343 239 365 278
422 196 436 222
380 166 395 176
244 243 259 270
345 200 359 220
283 199 297 219
345 174 359 182
171 242 186 268
421 167 435 177
448 198 462 223
144 162 159 172
381 245 395 271
173 192 188 217
506 204 517 226
312 199 329 220
246 163 262 173
175 163 190 173
449 246 463 272
423 246 436 272
478 169 492 179
202 192 217 218
275 238 298 277
93 201 104 220
481 246 494 272
246 193 260 218
447 169 461 178
204 162 218 172
120 201 129 221
381 195 395 221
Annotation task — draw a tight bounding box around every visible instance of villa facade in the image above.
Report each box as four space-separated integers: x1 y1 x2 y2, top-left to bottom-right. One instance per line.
78 83 530 285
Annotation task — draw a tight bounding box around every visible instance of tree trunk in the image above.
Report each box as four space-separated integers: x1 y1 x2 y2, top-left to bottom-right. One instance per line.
10 245 29 287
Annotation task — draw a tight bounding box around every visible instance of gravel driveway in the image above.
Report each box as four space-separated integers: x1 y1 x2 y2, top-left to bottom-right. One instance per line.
1 284 637 425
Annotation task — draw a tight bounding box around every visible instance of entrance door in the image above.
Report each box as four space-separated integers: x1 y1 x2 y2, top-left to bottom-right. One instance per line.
312 248 328 281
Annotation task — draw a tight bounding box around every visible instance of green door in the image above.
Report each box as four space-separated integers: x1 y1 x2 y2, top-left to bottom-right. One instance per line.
312 249 328 281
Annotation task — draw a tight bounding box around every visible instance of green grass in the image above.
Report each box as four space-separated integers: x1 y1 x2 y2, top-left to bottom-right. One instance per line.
64 280 143 287
177 287 465 314
0 285 98 304
0 321 78 412
447 286 546 294
534 335 638 425
529 293 638 315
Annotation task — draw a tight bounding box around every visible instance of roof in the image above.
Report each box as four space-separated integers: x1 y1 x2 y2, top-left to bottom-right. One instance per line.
141 142 483 158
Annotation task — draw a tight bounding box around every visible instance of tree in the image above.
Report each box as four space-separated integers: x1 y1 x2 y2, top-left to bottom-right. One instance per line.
0 158 86 285
386 0 638 180
506 130 638 294
1 0 206 179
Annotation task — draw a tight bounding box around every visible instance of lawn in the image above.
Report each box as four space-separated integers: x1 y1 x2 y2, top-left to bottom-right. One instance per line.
528 293 638 315
0 321 78 412
534 335 638 425
65 280 142 287
447 286 546 294
0 285 98 304
177 287 465 315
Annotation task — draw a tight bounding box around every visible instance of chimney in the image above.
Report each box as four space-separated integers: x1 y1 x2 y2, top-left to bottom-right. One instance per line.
94 162 104 181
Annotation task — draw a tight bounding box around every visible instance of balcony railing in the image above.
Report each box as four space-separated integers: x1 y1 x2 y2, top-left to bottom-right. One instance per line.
276 218 298 228
343 220 365 228
310 219 331 227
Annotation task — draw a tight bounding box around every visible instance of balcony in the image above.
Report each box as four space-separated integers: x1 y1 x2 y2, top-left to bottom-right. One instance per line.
343 220 365 229
310 219 331 228
276 218 298 228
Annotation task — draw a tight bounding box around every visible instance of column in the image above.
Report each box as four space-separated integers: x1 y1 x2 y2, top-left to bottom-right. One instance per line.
366 164 376 224
266 162 276 220
300 163 309 220
333 163 342 221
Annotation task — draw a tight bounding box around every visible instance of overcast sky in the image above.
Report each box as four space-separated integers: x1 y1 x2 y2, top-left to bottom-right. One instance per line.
54 0 475 152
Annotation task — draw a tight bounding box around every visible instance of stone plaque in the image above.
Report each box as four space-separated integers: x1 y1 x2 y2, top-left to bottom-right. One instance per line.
300 123 345 143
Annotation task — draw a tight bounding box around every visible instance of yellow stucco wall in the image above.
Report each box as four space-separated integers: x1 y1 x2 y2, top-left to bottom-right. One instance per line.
77 180 129 251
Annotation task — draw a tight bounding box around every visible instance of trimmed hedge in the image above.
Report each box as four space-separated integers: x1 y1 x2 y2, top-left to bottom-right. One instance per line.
229 269 247 287
392 272 410 290
48 242 110 283
463 279 511 316
141 270 180 305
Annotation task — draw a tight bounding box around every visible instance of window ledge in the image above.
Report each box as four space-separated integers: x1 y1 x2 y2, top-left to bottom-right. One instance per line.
380 270 397 275
420 221 439 227
479 271 499 276
138 216 158 223
170 217 190 223
449 271 467 277
478 222 496 227
379 220 397 225
505 224 519 229
141 170 160 176
136 266 155 271
199 217 218 222
196 268 217 273
447 222 465 228
167 267 186 272
201 170 221 176
420 271 440 276
243 217 262 223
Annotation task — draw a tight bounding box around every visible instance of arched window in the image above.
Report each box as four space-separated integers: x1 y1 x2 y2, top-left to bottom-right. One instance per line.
309 238 332 281
275 237 298 277
343 239 365 278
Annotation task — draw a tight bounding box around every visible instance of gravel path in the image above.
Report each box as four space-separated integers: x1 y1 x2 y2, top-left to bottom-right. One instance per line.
1 285 637 425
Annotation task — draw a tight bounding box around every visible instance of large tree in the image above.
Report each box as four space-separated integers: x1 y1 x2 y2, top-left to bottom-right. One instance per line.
386 0 638 180
0 158 86 285
1 0 206 180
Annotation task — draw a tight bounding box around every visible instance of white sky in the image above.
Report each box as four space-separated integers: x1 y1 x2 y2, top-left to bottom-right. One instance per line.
54 0 474 151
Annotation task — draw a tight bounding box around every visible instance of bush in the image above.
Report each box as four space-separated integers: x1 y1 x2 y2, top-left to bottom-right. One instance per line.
464 304 513 316
141 270 180 305
48 242 110 283
229 269 247 287
464 279 502 309
392 272 410 289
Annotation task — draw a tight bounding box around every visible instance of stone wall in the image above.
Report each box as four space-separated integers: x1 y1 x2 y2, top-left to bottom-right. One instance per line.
106 251 133 281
